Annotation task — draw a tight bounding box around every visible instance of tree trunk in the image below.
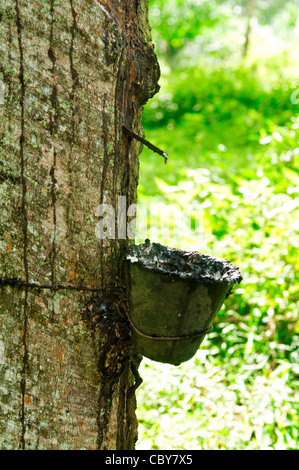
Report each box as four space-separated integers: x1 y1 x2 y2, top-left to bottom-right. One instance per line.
0 0 159 450
242 0 255 58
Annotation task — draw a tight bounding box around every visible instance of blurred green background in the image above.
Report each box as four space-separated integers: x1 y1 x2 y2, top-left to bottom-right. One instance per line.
135 0 299 450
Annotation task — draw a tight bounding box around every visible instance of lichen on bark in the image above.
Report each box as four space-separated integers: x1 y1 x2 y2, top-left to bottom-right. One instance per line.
0 0 160 450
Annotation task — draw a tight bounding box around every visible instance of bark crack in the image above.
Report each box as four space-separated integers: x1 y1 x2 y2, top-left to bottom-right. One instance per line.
112 44 125 246
49 0 59 294
15 0 28 450
100 93 110 205
99 94 110 285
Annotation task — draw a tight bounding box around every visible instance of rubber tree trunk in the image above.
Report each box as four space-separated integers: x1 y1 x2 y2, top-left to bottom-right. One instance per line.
0 0 159 450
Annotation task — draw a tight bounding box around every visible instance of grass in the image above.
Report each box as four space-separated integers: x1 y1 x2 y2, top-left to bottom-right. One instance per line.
134 55 299 450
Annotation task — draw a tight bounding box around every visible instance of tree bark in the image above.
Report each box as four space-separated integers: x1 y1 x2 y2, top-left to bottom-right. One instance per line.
0 0 159 450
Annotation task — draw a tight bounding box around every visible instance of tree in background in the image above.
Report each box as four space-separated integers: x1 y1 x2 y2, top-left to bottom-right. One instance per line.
148 0 299 65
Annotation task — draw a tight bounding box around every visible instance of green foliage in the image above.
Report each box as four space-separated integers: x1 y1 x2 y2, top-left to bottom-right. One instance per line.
136 0 299 450
149 0 299 66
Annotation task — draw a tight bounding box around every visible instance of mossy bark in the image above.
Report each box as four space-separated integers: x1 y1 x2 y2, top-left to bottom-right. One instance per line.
0 0 159 450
